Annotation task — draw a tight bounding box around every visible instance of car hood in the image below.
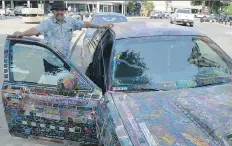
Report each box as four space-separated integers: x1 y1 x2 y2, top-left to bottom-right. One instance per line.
111 84 232 146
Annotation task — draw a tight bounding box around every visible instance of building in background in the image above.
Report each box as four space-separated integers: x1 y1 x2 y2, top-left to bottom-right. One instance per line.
0 0 127 15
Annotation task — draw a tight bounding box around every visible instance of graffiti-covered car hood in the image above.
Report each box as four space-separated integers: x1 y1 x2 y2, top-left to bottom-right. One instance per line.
111 84 232 146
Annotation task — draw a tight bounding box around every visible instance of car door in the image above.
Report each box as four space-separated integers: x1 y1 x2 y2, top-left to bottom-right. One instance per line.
1 36 103 144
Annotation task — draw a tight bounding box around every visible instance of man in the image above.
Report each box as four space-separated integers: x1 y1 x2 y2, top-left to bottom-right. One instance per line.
13 1 113 58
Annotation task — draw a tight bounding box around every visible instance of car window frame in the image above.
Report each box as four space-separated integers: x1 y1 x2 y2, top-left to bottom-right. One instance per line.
86 29 108 87
101 31 115 91
8 39 93 91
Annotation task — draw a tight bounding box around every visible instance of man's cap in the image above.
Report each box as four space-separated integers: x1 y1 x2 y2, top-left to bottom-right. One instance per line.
51 1 67 11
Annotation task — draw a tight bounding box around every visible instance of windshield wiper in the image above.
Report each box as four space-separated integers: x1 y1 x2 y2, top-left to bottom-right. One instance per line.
139 88 168 92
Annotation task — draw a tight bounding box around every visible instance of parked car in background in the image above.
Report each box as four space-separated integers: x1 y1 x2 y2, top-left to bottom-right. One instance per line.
200 15 210 22
223 15 231 25
194 13 209 18
170 9 194 27
82 12 127 51
0 8 15 16
2 21 232 146
14 6 26 16
150 11 163 19
21 8 44 23
195 13 204 18
209 14 216 22
162 12 169 19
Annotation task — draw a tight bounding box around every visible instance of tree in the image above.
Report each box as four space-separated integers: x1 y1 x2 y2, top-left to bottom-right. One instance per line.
191 0 203 6
205 1 222 14
128 0 135 13
222 4 232 14
143 1 154 14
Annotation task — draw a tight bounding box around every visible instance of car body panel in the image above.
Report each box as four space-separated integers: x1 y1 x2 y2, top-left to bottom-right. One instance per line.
110 83 232 146
2 36 103 144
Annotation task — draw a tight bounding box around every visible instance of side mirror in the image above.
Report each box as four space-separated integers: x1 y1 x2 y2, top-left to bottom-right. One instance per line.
57 74 78 96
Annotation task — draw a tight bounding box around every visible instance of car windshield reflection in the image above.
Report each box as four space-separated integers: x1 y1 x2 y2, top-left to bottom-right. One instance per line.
112 36 232 91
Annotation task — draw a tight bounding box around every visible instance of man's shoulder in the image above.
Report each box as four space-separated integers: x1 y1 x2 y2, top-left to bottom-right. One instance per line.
64 16 75 21
40 17 54 24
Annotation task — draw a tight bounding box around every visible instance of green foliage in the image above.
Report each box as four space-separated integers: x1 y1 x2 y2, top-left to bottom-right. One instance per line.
143 1 154 13
128 0 135 12
191 0 203 6
222 4 232 15
205 1 222 13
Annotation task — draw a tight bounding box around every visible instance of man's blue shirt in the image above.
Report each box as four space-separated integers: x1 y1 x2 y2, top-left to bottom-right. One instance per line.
36 16 84 57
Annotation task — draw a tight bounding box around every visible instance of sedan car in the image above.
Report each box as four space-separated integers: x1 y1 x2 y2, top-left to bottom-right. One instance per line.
162 12 169 19
2 22 232 146
83 12 127 50
0 8 15 16
14 6 26 16
150 12 163 19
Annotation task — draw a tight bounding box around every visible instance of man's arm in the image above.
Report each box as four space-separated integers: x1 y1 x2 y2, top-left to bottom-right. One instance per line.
13 20 47 37
84 21 113 28
83 21 102 28
13 27 40 37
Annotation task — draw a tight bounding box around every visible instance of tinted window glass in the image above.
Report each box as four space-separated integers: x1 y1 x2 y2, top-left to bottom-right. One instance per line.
10 43 72 85
112 36 232 90
91 15 127 24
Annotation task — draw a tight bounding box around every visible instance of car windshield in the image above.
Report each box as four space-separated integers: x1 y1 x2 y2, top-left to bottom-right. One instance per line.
176 9 190 13
112 36 232 91
91 15 127 24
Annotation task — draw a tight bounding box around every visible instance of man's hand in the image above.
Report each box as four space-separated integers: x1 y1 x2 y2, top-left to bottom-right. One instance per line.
13 31 23 37
102 24 114 28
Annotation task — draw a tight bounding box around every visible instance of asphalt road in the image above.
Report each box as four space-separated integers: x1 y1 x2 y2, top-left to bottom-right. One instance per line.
0 17 232 145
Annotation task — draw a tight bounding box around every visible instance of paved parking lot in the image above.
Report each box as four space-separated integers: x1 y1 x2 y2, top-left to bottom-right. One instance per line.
0 16 232 146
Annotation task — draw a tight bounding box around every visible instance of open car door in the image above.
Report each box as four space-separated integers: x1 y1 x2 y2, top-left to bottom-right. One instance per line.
1 36 102 145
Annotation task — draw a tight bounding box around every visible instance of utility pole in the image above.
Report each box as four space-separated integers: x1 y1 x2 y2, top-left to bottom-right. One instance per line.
165 1 168 12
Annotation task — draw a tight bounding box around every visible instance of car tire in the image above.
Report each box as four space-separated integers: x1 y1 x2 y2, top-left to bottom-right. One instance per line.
190 23 194 27
170 19 173 24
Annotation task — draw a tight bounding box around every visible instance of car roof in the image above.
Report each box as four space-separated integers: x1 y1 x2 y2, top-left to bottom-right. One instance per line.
110 21 203 39
94 12 126 17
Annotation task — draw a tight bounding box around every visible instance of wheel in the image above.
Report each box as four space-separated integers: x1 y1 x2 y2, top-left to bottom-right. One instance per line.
170 19 173 24
190 23 194 27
